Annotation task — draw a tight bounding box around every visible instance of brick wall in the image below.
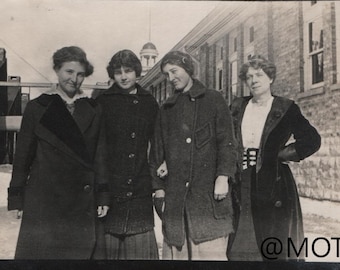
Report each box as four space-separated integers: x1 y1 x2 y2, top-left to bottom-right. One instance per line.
269 1 340 201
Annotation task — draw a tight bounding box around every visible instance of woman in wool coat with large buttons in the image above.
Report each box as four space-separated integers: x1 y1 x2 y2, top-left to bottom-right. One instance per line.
96 50 159 259
150 51 237 260
227 55 321 261
7 46 110 259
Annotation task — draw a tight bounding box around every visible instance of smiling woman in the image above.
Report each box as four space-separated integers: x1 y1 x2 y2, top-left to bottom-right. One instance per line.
7 46 110 259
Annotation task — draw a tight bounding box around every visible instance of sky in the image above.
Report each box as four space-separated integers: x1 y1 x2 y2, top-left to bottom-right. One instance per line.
0 0 218 85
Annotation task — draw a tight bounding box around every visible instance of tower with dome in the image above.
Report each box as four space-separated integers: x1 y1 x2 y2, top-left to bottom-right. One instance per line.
140 41 158 77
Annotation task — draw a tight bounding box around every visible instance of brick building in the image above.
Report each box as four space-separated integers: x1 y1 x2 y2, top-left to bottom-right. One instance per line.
139 1 340 201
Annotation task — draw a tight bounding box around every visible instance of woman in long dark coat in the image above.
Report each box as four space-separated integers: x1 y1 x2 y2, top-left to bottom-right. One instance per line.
150 51 237 260
228 55 321 261
7 46 109 259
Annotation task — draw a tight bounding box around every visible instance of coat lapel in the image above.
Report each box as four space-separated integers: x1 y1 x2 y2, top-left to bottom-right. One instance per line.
256 96 293 172
36 94 92 167
72 98 96 134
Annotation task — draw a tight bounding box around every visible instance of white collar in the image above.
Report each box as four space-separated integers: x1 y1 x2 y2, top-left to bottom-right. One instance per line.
129 88 137 95
45 84 88 104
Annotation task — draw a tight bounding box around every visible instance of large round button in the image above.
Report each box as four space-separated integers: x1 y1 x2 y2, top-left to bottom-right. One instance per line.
83 185 91 193
185 182 189 187
186 138 192 144
127 192 133 197
275 200 282 208
128 153 135 158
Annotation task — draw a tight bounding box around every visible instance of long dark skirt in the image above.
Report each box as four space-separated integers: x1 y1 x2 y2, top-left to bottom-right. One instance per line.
228 166 262 261
105 230 159 260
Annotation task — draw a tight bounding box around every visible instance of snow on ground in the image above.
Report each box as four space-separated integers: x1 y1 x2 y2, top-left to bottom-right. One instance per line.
0 164 340 261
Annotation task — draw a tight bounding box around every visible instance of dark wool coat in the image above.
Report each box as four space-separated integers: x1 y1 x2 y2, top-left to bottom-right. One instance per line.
228 96 321 260
96 83 159 235
7 94 110 259
150 79 237 247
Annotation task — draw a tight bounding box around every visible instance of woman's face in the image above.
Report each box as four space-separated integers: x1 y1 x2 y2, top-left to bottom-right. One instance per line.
162 63 193 92
113 66 137 92
55 61 86 98
245 67 273 98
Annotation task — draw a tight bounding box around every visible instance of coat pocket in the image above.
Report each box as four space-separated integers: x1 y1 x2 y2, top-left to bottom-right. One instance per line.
195 122 212 149
209 192 233 220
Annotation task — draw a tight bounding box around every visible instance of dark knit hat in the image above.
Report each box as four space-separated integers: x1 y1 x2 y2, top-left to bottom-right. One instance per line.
160 51 194 77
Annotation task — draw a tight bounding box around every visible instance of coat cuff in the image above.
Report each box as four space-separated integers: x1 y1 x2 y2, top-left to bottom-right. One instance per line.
7 187 24 211
95 183 111 206
278 143 301 162
96 192 111 206
152 177 166 191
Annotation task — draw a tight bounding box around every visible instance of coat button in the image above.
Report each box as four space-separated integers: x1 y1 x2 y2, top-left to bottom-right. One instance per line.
84 185 91 193
275 200 282 208
127 179 133 185
190 98 195 102
128 153 135 158
133 100 139 104
186 138 192 144
127 192 133 197
185 182 189 187
131 132 136 139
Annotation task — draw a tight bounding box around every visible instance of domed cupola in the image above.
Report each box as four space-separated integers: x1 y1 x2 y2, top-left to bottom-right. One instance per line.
140 42 158 77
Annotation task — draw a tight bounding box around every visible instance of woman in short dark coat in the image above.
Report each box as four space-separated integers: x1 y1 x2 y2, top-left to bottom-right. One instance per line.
7 46 109 259
96 50 159 260
227 55 321 261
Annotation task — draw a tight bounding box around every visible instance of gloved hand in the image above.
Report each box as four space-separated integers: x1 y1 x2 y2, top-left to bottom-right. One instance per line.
154 189 165 220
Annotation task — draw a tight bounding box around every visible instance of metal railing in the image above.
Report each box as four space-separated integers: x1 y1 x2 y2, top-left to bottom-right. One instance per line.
0 81 111 131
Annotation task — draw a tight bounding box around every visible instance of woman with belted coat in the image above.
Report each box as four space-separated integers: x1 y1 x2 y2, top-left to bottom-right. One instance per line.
7 46 110 259
150 51 237 260
227 55 321 261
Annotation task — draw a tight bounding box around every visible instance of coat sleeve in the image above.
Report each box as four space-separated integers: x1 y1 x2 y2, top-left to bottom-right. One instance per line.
214 93 238 178
94 105 110 207
8 102 38 210
149 110 166 191
279 102 321 162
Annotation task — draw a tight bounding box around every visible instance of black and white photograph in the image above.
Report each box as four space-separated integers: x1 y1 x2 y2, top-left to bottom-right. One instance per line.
0 0 339 269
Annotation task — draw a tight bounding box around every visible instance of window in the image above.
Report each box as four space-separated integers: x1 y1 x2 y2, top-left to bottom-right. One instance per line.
249 26 254 43
230 61 238 96
303 2 324 89
216 40 224 91
218 69 223 90
335 2 340 83
234 37 237 52
309 21 324 84
244 19 254 62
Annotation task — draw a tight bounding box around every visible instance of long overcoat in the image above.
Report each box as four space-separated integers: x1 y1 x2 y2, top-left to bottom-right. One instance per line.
96 83 159 235
229 96 321 260
150 79 237 247
7 94 109 259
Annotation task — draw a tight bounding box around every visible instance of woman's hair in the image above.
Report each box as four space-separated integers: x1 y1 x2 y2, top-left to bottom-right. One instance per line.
52 46 94 77
239 55 276 82
107 50 142 79
160 51 195 77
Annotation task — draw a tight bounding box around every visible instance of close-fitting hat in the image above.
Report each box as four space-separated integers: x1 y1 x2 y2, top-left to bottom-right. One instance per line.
160 51 194 77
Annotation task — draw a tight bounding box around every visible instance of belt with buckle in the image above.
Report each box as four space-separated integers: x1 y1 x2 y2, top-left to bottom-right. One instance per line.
243 148 259 169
